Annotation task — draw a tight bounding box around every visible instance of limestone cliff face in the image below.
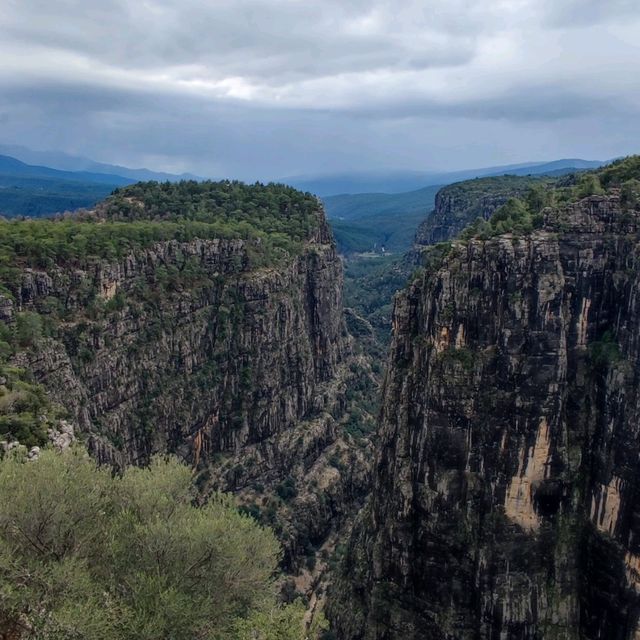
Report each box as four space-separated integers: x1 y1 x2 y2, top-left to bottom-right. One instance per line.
412 175 552 253
3 214 344 463
331 192 640 639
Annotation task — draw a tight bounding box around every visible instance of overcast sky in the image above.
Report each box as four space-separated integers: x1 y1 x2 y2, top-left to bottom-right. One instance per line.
1 0 639 179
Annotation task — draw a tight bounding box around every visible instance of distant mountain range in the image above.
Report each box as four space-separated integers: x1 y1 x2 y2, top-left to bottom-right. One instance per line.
0 154 132 218
0 145 607 228
0 154 134 187
284 159 605 197
0 149 203 218
0 144 202 183
320 158 607 254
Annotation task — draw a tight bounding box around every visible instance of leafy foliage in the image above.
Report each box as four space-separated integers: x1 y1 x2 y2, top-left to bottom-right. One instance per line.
575 174 604 198
427 158 640 245
0 450 311 639
459 196 542 240
621 179 640 208
436 175 557 222
0 313 65 448
596 156 640 188
0 180 321 292
15 312 43 348
102 180 318 231
234 599 328 639
0 371 54 448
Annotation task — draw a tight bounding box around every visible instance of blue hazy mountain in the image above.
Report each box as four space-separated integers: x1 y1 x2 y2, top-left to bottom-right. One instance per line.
0 151 208 217
0 149 606 227
0 154 137 217
0 144 202 183
285 159 605 197
0 154 134 186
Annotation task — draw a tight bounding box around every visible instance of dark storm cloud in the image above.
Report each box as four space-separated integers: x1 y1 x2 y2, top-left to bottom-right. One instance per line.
0 0 638 177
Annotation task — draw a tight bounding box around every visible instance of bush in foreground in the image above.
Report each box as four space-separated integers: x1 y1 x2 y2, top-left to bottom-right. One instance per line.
0 449 314 639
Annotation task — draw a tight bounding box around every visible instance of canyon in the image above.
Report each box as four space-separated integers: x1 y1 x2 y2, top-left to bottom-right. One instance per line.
2 160 640 638
0 182 374 579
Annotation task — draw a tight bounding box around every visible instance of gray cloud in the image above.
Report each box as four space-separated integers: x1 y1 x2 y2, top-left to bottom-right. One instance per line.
0 0 638 178
543 0 640 27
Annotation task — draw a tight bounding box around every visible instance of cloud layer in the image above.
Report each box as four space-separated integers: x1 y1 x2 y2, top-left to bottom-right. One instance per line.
1 0 639 178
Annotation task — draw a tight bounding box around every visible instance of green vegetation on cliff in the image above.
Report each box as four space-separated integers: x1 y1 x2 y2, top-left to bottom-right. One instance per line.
0 181 322 287
597 155 640 187
329 156 640 640
102 180 319 234
459 196 544 239
0 366 58 448
0 449 316 639
0 312 63 447
455 156 640 242
0 180 328 450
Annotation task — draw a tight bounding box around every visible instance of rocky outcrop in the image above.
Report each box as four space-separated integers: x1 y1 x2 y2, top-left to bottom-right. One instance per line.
5 215 344 462
1 419 75 461
411 175 552 256
331 192 640 639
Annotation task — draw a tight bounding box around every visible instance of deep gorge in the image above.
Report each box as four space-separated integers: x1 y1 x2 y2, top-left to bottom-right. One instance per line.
2 159 640 638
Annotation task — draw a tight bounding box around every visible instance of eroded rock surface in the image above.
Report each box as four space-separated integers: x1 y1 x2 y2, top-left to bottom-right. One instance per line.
411 175 554 257
331 192 640 639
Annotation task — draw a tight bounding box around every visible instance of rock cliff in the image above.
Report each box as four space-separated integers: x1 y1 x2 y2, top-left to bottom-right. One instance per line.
6 223 344 464
331 161 640 639
0 181 372 574
412 175 556 253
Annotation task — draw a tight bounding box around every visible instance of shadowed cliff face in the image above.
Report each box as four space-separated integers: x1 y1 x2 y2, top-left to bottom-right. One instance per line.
331 191 640 639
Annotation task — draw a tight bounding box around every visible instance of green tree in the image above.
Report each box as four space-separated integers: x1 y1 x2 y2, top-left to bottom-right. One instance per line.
15 312 42 348
621 179 640 208
575 174 604 198
525 184 554 213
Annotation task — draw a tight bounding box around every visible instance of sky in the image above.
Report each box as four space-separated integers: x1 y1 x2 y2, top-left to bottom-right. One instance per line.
0 0 639 180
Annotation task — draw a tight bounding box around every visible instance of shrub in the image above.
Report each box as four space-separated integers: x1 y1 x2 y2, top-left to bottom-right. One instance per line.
0 450 312 639
597 156 640 187
589 331 621 369
16 312 43 348
0 366 54 447
621 179 640 208
575 174 605 198
276 476 298 502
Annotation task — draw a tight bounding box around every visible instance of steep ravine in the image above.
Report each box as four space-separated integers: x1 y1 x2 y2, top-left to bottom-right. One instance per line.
330 188 640 639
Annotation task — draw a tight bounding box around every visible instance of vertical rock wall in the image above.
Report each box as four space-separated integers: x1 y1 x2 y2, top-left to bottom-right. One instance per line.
331 194 640 639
